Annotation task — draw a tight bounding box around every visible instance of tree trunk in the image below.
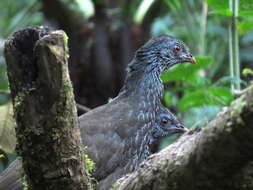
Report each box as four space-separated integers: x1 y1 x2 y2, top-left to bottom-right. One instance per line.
4 27 90 190
115 85 253 190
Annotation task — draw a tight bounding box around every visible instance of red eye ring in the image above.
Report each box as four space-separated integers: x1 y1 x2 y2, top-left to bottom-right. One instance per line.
173 45 180 53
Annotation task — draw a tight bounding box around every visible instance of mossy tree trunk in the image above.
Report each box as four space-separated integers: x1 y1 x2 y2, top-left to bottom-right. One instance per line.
4 27 90 190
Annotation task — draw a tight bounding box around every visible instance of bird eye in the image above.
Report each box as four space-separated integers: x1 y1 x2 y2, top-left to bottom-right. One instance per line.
173 45 180 53
161 118 168 124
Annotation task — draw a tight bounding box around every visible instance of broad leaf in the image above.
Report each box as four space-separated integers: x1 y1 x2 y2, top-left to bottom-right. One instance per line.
179 87 233 111
161 56 212 82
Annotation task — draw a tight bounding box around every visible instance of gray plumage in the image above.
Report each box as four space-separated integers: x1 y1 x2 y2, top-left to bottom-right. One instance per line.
80 35 193 189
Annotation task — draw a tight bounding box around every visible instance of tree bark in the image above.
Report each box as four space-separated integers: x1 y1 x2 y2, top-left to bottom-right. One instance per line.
4 27 90 190
115 85 253 190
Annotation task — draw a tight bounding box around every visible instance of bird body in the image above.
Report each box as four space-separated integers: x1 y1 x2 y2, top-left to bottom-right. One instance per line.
79 35 194 188
79 70 163 181
0 35 195 190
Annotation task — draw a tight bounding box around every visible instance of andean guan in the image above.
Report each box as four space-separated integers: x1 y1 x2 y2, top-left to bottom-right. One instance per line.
0 35 195 190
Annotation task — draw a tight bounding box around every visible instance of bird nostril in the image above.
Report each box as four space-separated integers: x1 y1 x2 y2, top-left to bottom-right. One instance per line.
178 124 185 129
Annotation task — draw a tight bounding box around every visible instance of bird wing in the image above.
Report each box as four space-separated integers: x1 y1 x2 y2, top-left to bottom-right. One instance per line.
79 97 149 180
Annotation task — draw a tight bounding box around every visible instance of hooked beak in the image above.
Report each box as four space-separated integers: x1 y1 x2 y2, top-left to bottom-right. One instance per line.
181 54 196 64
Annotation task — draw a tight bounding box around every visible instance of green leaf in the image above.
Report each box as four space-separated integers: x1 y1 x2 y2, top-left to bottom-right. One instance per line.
239 10 253 18
242 68 253 76
163 91 178 107
185 75 211 88
210 9 232 16
205 0 228 10
179 87 234 111
0 64 9 91
238 19 253 35
208 87 234 104
161 56 212 82
240 0 253 11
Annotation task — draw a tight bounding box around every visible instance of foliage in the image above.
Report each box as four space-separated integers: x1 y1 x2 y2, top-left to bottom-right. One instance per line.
82 147 97 186
83 153 96 174
18 175 28 190
82 147 96 174
243 68 253 77
0 0 43 37
0 0 44 127
205 0 253 35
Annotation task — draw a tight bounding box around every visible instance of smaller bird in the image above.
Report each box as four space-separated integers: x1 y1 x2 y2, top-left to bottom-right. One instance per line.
152 106 186 142
96 106 187 190
149 106 187 154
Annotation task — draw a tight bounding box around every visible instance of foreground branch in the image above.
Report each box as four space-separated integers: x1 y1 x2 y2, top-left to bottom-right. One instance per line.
4 27 89 189
116 85 253 190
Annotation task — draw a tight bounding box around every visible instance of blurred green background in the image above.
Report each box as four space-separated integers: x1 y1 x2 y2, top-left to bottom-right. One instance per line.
0 0 253 170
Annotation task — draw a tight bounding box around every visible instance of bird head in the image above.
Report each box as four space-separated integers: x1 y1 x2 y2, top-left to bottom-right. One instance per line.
135 35 196 72
151 108 188 140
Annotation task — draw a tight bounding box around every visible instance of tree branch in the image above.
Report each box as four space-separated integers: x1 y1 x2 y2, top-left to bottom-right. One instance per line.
115 85 253 190
4 27 90 190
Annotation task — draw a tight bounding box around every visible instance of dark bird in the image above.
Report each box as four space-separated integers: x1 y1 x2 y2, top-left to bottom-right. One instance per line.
0 35 195 190
95 106 187 189
79 35 194 189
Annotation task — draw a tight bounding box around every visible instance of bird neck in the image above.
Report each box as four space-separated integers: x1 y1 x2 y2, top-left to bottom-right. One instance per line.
118 59 165 171
119 62 165 170
119 61 164 106
124 124 156 171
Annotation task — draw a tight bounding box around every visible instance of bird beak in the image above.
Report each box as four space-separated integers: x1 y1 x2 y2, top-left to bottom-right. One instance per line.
186 57 196 64
174 124 188 133
181 54 196 64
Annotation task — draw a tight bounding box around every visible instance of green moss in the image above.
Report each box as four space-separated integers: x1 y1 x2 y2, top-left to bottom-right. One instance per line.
82 149 96 174
111 182 120 189
231 98 246 116
61 32 69 60
18 175 28 190
14 92 26 110
236 117 244 125
230 97 247 125
81 147 97 186
226 121 233 127
224 126 232 133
